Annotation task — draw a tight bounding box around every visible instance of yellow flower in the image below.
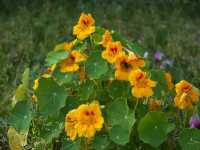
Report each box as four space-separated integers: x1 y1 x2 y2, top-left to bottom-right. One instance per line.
149 99 161 111
76 101 104 138
114 54 145 81
64 42 74 51
102 41 125 64
73 13 95 40
60 51 87 73
65 109 78 141
33 79 39 90
165 72 174 90
101 30 112 48
32 95 37 102
65 101 104 140
174 80 199 109
129 69 156 98
42 64 56 78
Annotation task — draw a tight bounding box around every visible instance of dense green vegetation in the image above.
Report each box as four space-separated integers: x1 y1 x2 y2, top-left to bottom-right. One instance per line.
0 0 200 149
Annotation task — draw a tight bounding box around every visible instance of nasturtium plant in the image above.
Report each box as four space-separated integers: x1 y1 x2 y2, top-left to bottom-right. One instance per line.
8 13 200 150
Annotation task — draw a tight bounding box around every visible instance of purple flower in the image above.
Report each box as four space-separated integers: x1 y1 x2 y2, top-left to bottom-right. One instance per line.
154 51 164 61
189 115 200 129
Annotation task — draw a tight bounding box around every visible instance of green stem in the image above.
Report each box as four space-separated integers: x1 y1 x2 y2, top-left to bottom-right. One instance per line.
183 110 188 128
134 98 139 112
85 138 89 150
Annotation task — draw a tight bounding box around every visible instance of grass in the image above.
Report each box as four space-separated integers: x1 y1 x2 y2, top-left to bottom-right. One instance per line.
0 0 200 148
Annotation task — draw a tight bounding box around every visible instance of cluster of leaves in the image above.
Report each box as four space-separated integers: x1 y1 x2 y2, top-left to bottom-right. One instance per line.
8 23 200 150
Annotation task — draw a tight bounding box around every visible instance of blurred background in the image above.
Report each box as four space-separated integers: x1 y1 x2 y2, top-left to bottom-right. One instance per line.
0 0 200 148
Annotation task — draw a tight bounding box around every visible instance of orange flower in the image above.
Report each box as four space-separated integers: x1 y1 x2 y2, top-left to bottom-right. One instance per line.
76 101 104 138
64 42 74 51
42 64 56 78
165 72 174 90
60 51 87 73
65 109 78 141
174 80 199 109
73 13 95 40
79 67 86 81
115 54 145 81
101 30 112 48
32 95 37 102
65 101 104 140
149 100 161 111
129 69 156 98
102 41 125 64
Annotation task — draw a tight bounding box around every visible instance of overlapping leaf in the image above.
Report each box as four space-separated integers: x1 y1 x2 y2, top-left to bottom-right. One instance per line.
106 98 135 145
138 112 175 147
45 50 69 66
9 101 32 133
14 68 30 105
35 78 68 117
85 50 108 79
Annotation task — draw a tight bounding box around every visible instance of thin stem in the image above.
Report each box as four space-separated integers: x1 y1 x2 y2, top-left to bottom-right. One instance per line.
134 98 139 112
183 110 188 128
85 138 89 150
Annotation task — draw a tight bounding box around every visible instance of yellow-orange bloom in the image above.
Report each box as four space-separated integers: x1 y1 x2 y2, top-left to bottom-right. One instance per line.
60 51 87 73
73 13 95 40
115 54 145 81
101 30 112 48
174 80 199 109
32 95 37 102
42 64 56 78
65 109 78 141
76 101 104 138
33 79 39 90
102 41 125 64
79 67 86 81
149 100 161 111
64 42 74 51
165 72 174 90
129 69 156 98
65 101 104 140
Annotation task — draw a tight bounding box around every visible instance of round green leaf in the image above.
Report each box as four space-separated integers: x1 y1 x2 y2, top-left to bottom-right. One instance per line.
61 138 80 150
9 101 32 133
85 51 108 79
106 99 135 145
109 125 130 145
77 80 94 101
54 42 66 51
92 134 110 150
138 112 175 147
179 128 200 150
40 121 64 144
53 68 73 85
108 80 130 99
45 50 69 66
35 78 68 117
106 98 129 125
14 68 30 104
